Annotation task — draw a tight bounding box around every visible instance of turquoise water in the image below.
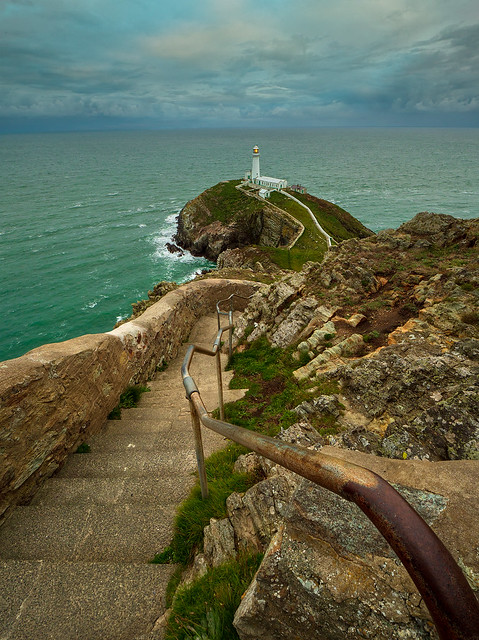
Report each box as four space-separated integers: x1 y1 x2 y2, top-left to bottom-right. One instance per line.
1 128 478 362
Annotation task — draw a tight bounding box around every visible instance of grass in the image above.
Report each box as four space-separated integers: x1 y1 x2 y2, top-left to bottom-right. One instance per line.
151 443 255 565
363 330 380 343
75 443 91 454
268 191 328 269
197 181 264 224
284 190 372 241
156 335 343 639
152 443 260 640
108 384 150 420
224 336 341 436
165 553 263 640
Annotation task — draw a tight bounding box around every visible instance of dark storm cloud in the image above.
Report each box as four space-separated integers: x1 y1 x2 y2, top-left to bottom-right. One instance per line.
0 0 478 131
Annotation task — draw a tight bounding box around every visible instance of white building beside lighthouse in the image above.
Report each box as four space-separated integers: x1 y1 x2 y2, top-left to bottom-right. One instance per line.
245 145 287 195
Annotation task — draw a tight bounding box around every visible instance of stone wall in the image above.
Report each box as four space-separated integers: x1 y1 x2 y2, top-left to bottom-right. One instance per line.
0 278 258 524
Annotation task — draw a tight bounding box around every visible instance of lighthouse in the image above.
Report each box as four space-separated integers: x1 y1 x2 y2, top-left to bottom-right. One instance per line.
245 145 287 192
252 145 260 180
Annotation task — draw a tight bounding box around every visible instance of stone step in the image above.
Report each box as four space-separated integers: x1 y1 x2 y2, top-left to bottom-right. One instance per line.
0 559 174 640
0 503 173 563
119 407 190 422
0 312 239 639
30 475 191 509
138 387 245 409
55 450 199 479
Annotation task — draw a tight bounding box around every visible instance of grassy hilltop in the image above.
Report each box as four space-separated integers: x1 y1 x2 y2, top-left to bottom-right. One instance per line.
175 180 372 271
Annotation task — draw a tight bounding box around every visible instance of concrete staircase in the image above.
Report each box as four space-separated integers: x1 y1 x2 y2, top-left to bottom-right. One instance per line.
0 314 243 640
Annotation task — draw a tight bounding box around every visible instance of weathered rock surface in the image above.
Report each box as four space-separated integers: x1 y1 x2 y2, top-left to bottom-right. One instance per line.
232 438 479 640
203 517 236 567
214 212 479 638
233 212 479 462
217 246 283 275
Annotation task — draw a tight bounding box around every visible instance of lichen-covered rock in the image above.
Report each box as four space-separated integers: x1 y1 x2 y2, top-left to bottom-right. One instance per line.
234 525 436 640
233 273 306 344
336 334 479 460
203 517 236 567
399 211 479 248
293 333 364 380
226 474 294 552
270 297 318 348
234 446 479 640
294 394 342 420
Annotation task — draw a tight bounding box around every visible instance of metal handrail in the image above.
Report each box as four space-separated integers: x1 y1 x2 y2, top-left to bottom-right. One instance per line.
181 304 479 640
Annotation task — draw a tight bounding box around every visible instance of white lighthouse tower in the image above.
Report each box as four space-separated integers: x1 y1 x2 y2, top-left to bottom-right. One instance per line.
251 145 260 180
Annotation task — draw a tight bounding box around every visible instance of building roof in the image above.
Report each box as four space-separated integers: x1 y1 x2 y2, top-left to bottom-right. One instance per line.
257 176 285 185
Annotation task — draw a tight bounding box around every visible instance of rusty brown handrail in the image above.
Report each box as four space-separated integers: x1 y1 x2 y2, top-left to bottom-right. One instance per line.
181 311 479 640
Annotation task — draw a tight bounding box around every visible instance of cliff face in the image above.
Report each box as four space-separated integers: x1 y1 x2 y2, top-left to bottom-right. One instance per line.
175 181 303 261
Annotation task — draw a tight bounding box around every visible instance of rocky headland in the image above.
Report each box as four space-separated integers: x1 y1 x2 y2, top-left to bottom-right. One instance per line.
174 180 372 263
168 206 479 639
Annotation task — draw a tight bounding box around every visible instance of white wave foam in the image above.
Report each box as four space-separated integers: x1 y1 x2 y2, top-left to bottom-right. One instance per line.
82 294 107 311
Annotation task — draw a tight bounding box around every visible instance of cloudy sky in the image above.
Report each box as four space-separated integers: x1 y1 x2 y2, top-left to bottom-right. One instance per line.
1 0 478 132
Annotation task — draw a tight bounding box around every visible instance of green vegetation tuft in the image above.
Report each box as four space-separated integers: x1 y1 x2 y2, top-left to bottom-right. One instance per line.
151 443 254 565
224 336 340 436
198 181 264 224
165 553 263 640
108 384 150 420
75 443 91 454
363 330 380 343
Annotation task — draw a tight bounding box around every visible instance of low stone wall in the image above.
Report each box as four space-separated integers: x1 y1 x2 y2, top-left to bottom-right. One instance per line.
0 278 258 524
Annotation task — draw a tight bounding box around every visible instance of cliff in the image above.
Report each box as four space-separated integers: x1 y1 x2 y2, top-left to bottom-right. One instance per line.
174 212 479 639
174 180 372 264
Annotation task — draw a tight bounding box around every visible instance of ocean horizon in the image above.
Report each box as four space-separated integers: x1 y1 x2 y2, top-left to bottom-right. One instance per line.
1 127 478 362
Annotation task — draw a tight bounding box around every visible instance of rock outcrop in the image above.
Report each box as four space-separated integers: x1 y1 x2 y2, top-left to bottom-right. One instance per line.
186 422 479 639
195 212 479 639
233 212 479 462
232 437 479 640
175 182 303 260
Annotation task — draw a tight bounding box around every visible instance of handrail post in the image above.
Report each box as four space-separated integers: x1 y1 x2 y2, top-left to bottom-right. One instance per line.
216 349 225 421
228 308 233 358
189 397 208 498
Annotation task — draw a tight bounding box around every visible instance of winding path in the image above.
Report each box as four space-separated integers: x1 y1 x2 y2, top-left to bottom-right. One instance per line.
279 190 333 247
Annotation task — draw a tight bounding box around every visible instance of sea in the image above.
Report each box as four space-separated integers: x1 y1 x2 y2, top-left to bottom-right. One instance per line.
1 127 478 363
